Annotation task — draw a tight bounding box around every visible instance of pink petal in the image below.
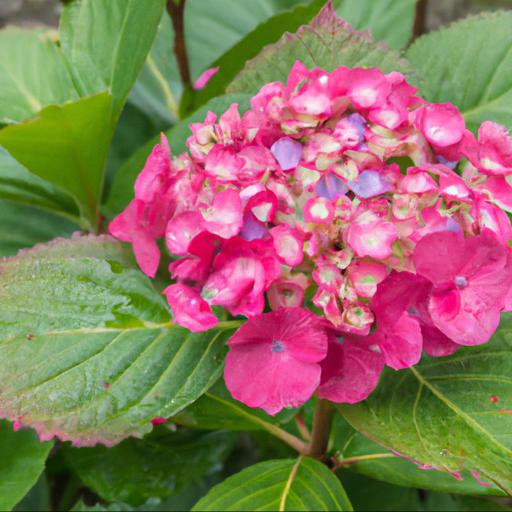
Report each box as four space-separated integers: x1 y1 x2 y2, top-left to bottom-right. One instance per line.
193 66 220 90
201 188 243 238
166 211 204 255
163 284 217 332
317 333 384 403
270 225 304 266
304 197 334 224
417 103 465 148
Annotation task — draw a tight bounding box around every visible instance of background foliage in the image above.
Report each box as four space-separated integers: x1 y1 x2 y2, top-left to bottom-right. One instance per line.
1 0 512 511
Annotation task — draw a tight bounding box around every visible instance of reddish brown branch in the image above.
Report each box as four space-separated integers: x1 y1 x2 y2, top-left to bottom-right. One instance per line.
167 0 191 88
412 0 428 41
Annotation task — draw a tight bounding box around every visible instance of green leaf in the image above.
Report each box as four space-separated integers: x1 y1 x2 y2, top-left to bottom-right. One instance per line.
185 0 325 114
334 0 416 50
0 28 78 124
13 475 50 512
172 379 297 431
0 235 237 446
331 415 504 496
65 430 235 506
0 148 79 221
192 456 353 511
405 12 512 132
0 201 77 258
72 503 134 512
228 2 414 97
129 0 312 122
0 94 112 229
0 421 53 511
105 93 251 218
60 0 166 122
339 313 512 495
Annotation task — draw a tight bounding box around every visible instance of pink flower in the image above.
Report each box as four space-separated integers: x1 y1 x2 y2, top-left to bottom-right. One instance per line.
413 230 512 345
164 283 218 332
317 332 384 403
416 103 466 148
470 121 512 175
193 66 220 90
270 137 302 170
200 188 243 238
224 308 328 414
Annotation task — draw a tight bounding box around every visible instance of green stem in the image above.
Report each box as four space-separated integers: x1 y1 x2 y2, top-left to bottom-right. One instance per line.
307 399 333 460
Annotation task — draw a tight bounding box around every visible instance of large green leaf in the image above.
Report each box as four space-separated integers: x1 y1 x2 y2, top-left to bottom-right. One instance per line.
339 314 512 495
0 94 112 229
405 12 512 132
334 0 416 50
228 2 414 96
331 415 504 496
172 379 297 431
60 0 166 123
105 93 251 218
0 201 77 258
184 0 325 114
0 235 236 446
0 421 53 511
129 0 309 122
0 148 79 222
0 28 78 124
65 430 235 506
192 457 352 511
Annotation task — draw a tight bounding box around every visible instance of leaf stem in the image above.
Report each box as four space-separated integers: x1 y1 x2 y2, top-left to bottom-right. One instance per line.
295 412 311 441
331 453 395 472
307 399 333 460
167 0 192 88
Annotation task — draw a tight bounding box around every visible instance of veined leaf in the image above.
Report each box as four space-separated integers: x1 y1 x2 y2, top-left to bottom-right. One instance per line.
331 415 504 496
228 2 414 96
406 12 512 132
192 457 353 511
339 314 512 495
0 235 236 446
334 0 416 50
0 421 53 511
0 94 112 229
0 28 78 124
60 0 166 123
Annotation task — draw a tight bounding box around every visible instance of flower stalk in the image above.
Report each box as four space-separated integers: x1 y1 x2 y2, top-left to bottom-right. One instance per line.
167 0 191 88
307 399 334 460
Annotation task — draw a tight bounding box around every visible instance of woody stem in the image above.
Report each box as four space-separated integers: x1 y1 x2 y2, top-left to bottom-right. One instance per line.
167 0 192 88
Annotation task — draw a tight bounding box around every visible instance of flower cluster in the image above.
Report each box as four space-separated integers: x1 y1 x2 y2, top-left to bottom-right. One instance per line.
110 61 512 414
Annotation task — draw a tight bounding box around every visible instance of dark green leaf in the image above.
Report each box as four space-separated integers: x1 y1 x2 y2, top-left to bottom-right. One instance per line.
0 235 236 446
105 93 251 217
185 0 325 114
339 314 512 495
0 201 77 258
405 12 512 132
0 28 78 124
0 94 112 229
331 415 504 496
60 0 166 122
65 430 235 506
192 456 353 511
334 0 416 50
228 2 414 97
13 475 50 512
0 421 53 511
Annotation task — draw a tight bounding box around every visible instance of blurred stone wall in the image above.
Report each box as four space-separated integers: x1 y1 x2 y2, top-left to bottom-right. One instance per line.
1 0 511 33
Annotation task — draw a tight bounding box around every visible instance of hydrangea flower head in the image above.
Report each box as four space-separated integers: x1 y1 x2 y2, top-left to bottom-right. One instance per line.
111 62 512 414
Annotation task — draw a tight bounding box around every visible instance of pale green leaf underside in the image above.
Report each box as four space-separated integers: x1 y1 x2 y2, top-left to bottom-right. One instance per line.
193 457 352 511
406 11 512 132
228 4 414 96
0 236 234 446
340 314 512 495
0 420 53 511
